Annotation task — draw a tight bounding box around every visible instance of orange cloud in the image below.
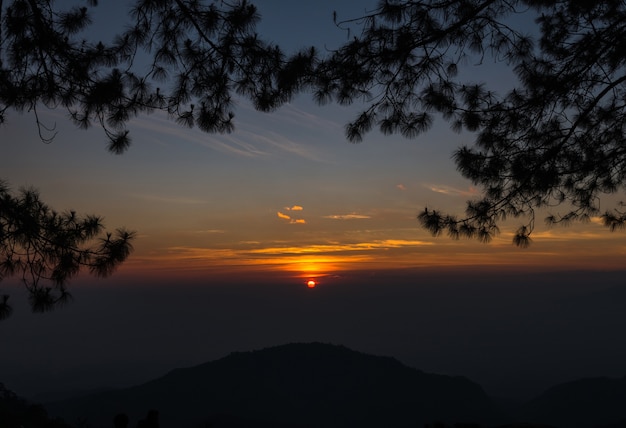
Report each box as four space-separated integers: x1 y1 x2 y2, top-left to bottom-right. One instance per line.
396 184 407 191
249 239 433 256
277 211 291 220
285 205 303 211
277 211 306 224
590 216 605 225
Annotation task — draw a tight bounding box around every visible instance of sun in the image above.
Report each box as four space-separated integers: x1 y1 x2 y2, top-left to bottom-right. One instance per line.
307 280 316 288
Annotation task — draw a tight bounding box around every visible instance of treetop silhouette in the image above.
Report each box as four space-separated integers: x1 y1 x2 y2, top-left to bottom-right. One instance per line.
2 0 626 257
1 0 310 152
312 0 626 246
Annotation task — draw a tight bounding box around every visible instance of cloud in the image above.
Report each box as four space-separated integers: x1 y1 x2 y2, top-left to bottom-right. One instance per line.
251 132 325 162
590 216 605 225
134 238 444 274
524 229 608 241
129 110 327 160
277 211 306 224
132 193 208 205
129 113 269 157
285 205 303 211
323 214 371 220
425 184 479 197
277 211 291 220
249 239 433 256
396 184 407 191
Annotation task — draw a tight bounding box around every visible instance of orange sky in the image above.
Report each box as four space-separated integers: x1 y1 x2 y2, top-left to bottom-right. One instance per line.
115 213 626 285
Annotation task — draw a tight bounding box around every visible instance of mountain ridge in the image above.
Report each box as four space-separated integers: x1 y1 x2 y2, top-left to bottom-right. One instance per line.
41 342 626 428
46 342 501 427
518 376 626 428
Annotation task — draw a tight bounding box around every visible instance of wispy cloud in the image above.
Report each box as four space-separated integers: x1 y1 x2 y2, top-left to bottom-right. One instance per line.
132 193 208 205
148 239 433 268
285 205 303 211
129 113 270 157
203 134 269 157
396 184 407 191
250 131 325 162
129 111 325 160
249 239 433 256
526 228 610 241
248 102 343 133
425 184 479 197
323 213 371 220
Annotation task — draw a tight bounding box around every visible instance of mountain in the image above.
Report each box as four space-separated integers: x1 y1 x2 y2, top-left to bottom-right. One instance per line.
518 376 626 428
46 342 501 427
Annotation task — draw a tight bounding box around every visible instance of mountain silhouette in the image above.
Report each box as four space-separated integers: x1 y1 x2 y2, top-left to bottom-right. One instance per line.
518 376 626 428
46 342 501 427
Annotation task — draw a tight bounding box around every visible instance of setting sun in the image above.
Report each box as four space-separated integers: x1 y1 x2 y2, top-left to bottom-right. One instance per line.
307 280 316 288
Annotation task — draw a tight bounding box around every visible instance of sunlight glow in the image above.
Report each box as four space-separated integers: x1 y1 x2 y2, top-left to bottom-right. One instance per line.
122 219 626 280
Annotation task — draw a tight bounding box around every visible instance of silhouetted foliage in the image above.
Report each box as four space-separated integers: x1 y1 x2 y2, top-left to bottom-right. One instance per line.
0 181 134 319
137 409 159 428
312 0 626 245
0 382 72 428
3 0 626 245
114 412 130 428
0 0 313 152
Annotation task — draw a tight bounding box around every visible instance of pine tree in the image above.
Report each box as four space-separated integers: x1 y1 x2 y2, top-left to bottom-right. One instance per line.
0 182 134 319
307 0 626 245
3 0 626 255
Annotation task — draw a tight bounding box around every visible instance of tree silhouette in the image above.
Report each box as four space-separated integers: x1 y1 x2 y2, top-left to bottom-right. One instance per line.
3 0 626 246
0 182 134 319
309 0 626 245
0 0 303 319
0 382 72 427
0 0 311 152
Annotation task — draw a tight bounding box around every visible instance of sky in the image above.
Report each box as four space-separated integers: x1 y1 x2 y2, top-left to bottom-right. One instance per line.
1 0 626 404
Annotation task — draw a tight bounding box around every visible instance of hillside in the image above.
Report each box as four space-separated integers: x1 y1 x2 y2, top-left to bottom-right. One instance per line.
47 342 501 427
518 376 626 428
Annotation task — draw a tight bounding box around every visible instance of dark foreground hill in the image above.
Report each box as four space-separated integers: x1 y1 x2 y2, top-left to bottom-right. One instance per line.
518 376 626 428
46 342 501 427
0 383 71 428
